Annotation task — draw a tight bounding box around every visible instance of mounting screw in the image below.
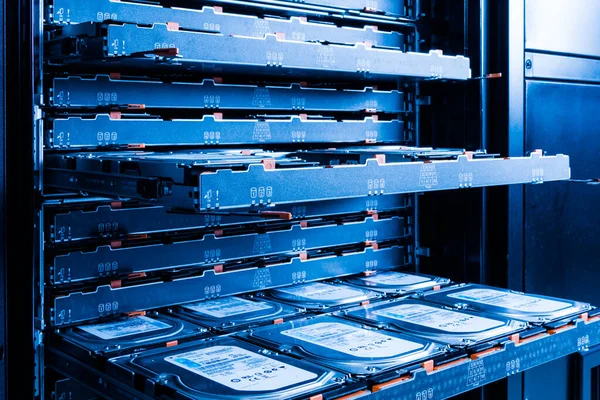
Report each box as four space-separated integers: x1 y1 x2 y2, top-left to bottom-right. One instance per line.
525 59 532 69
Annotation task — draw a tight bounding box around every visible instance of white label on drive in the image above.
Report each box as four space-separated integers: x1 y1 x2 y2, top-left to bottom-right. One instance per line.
360 272 431 286
275 282 365 301
77 316 171 340
164 346 317 391
447 288 572 313
281 322 423 358
181 297 271 318
372 304 504 333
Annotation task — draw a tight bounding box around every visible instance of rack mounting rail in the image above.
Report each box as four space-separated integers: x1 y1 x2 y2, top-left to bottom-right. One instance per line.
47 23 470 80
47 3 404 48
50 76 405 112
51 216 404 284
51 245 405 326
44 148 570 212
47 115 404 148
47 195 408 243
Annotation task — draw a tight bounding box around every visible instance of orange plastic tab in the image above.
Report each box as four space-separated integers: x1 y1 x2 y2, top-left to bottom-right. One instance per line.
581 312 589 322
299 221 308 228
109 111 122 120
422 360 434 373
334 390 370 400
510 333 520 344
213 77 223 84
299 17 308 23
371 114 379 121
299 81 308 87
153 48 179 57
463 151 474 160
214 265 224 273
128 234 148 240
273 318 284 325
433 285 441 291
110 240 122 249
260 211 292 220
371 375 411 393
374 154 386 164
470 346 501 360
363 270 376 276
486 72 502 79
127 104 146 110
275 32 286 40
533 149 543 155
299 252 308 261
213 112 223 120
241 150 253 155
371 242 379 250
213 6 223 13
110 280 122 289
309 395 323 400
213 229 224 237
128 272 147 279
109 72 121 79
166 22 180 31
299 113 308 120
128 143 146 149
166 340 179 347
360 300 370 306
262 159 276 170
363 40 373 49
369 25 379 31
110 201 123 209
127 310 146 317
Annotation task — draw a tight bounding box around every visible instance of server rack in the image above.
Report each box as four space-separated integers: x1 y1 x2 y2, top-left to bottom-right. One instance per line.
1 0 598 399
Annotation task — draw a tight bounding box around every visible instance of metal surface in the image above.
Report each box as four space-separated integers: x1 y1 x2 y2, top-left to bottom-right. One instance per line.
243 314 446 376
525 0 600 58
50 75 405 112
48 23 471 81
577 344 600 400
51 216 404 284
45 150 571 211
525 52 600 84
52 377 99 400
47 196 408 243
47 115 405 148
51 246 405 326
47 3 404 48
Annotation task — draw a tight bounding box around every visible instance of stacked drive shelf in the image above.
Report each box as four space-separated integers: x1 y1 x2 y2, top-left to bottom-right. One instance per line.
0 0 589 399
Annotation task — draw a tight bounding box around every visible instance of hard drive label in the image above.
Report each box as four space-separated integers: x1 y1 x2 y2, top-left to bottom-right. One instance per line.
360 272 430 286
181 297 271 318
164 345 317 391
447 288 572 313
77 316 171 340
281 322 423 357
276 282 365 300
372 304 504 333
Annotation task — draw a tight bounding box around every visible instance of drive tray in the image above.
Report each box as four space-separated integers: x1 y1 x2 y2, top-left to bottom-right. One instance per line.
420 284 591 324
345 270 451 294
243 314 446 376
171 295 302 332
112 336 348 400
344 298 526 347
268 281 381 310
